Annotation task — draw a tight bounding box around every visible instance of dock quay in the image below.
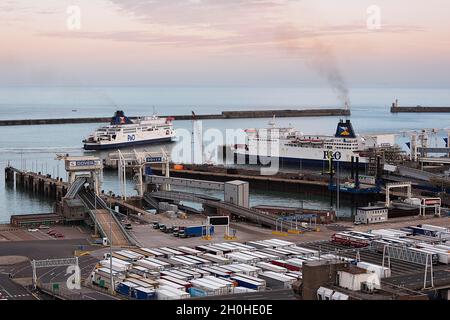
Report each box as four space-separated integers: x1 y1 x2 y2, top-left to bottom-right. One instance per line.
0 108 350 126
5 166 68 201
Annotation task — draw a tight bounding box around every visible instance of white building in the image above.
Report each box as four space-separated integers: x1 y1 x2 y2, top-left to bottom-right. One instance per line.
337 266 380 291
355 206 388 224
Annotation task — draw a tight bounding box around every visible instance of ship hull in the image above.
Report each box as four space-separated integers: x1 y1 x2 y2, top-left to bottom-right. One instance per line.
234 153 367 169
84 137 173 150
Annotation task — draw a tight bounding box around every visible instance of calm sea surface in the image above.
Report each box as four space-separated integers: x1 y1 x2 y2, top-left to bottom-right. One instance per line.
1 86 449 222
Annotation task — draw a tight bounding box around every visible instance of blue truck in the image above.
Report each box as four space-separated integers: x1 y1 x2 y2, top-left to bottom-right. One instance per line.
179 225 214 238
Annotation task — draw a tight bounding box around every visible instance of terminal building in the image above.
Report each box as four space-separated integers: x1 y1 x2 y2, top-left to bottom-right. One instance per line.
355 206 388 224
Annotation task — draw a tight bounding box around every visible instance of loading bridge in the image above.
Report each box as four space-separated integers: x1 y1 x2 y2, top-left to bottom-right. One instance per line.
77 188 136 246
147 190 281 229
64 177 87 199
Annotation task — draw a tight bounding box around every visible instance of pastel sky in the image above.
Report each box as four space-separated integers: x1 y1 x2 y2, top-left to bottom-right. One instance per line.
1 0 450 87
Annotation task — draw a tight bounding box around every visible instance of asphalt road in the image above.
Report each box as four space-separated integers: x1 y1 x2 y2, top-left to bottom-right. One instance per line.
0 238 93 260
0 274 36 300
384 269 450 290
194 289 298 300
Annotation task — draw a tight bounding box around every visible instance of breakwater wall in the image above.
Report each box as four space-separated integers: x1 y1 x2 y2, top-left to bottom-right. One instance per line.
0 108 350 126
391 106 450 113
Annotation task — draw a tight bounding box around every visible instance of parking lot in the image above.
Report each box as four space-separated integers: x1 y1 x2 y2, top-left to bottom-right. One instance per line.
0 225 91 242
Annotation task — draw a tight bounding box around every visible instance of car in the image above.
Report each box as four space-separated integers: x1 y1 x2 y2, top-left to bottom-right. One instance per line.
47 230 57 235
39 225 50 229
164 227 174 234
152 221 160 229
159 224 166 231
54 233 65 238
124 223 132 230
27 228 39 232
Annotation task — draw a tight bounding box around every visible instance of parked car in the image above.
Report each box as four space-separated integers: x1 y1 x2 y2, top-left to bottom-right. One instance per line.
164 226 174 234
152 221 160 229
27 228 39 232
47 230 57 236
39 225 50 229
54 233 65 238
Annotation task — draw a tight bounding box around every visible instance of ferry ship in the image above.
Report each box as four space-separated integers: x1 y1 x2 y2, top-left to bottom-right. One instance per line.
234 118 373 167
83 111 175 150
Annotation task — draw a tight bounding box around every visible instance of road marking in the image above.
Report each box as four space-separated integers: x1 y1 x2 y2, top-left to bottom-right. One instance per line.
1 288 12 297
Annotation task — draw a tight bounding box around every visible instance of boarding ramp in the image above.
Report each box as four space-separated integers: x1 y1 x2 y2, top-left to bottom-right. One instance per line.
148 190 279 229
64 177 86 199
78 188 136 246
396 165 443 182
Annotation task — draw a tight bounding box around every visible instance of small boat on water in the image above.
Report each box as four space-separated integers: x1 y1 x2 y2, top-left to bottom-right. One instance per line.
83 110 175 150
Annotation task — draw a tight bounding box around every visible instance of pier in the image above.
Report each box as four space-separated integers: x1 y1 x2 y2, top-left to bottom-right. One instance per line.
5 166 68 201
390 99 450 113
0 108 350 126
391 106 450 113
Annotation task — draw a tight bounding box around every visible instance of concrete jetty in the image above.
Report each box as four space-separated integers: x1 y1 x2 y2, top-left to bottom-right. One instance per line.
391 106 450 113
0 108 350 126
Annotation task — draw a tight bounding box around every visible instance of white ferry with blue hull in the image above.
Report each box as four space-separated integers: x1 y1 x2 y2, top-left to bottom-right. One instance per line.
234 119 374 168
83 110 175 150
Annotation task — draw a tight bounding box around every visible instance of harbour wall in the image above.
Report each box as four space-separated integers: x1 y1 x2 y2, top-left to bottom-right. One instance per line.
391 106 450 113
0 108 350 126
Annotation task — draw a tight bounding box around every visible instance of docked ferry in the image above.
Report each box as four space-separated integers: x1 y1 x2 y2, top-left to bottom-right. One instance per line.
83 111 175 150
234 119 373 167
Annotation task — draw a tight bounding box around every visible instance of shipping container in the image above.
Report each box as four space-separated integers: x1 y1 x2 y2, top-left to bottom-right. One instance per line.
99 260 128 273
177 246 202 256
289 246 319 257
159 247 185 256
168 256 196 267
225 252 259 263
256 261 288 273
189 279 223 296
193 278 228 295
415 243 450 264
232 286 257 294
201 253 230 264
195 245 224 256
200 267 230 278
188 286 208 297
185 255 211 265
193 268 211 277
245 241 271 250
129 266 151 277
129 248 155 258
158 285 190 299
229 242 257 251
258 271 296 289
261 248 288 257
133 286 156 300
230 275 265 290
156 288 183 300
140 248 165 258
135 259 165 271
143 257 172 268
120 250 145 260
160 270 191 281
178 269 202 279
126 278 154 288
157 278 186 291
116 281 139 297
